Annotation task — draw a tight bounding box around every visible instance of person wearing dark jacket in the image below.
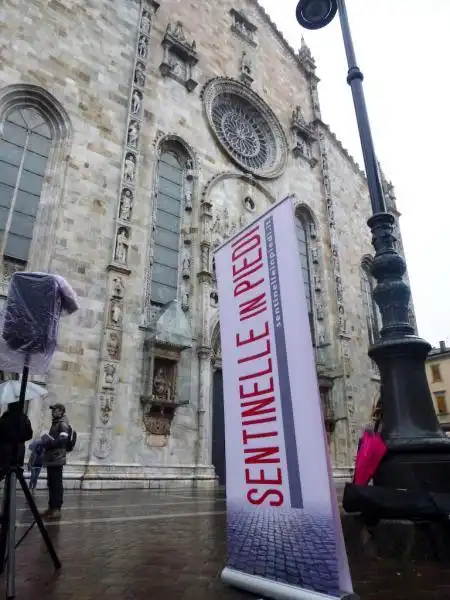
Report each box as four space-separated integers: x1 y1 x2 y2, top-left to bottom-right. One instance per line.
41 403 70 520
0 401 33 479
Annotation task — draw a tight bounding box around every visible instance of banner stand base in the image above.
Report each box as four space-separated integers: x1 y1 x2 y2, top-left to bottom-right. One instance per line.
221 568 359 600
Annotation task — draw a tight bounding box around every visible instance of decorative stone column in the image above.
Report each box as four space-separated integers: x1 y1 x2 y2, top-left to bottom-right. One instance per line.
195 194 214 470
89 1 160 464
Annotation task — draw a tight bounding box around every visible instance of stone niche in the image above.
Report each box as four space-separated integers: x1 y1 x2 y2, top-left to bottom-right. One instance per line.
140 345 188 446
140 299 192 446
159 21 198 92
291 106 317 167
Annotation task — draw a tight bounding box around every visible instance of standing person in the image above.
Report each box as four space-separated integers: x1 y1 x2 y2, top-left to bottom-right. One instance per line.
41 403 71 520
0 401 33 481
28 439 44 492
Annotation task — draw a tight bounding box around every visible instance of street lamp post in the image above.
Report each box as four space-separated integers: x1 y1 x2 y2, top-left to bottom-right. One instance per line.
296 0 450 492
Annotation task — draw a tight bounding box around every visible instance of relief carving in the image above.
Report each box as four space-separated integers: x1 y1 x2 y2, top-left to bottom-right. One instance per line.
119 188 133 221
112 276 125 299
127 121 139 148
94 430 112 459
108 300 123 328
240 51 254 86
115 228 129 264
134 61 146 88
99 392 114 425
131 89 142 115
105 330 121 361
124 153 136 183
182 253 191 279
160 21 198 91
102 363 117 389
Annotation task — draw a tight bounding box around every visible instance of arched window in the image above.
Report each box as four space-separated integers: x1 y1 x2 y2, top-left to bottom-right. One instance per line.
295 213 315 343
0 107 52 268
360 259 381 345
150 144 188 305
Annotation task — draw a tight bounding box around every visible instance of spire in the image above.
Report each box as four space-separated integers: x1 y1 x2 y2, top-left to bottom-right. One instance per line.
298 36 316 72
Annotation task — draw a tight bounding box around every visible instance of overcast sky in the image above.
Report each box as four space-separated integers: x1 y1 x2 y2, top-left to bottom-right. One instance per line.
260 0 450 348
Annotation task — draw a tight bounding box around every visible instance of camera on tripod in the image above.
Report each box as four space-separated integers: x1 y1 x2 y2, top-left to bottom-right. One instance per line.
0 272 78 599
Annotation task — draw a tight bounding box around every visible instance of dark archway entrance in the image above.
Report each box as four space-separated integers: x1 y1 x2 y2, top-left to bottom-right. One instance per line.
211 368 226 487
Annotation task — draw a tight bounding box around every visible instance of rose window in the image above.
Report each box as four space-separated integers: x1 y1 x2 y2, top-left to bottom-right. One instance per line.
203 78 287 179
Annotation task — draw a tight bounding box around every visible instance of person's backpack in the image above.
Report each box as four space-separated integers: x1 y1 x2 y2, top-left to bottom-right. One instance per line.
66 426 77 452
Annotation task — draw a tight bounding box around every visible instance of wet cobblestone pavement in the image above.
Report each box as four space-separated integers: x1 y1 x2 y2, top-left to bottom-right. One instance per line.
1 486 447 599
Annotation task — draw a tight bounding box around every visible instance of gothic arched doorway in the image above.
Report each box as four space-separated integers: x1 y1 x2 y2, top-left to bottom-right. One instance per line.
211 325 226 486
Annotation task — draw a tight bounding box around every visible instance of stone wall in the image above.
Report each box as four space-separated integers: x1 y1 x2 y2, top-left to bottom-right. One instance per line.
0 0 401 486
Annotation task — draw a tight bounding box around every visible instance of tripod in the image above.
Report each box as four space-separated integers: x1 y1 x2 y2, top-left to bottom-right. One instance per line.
0 364 61 599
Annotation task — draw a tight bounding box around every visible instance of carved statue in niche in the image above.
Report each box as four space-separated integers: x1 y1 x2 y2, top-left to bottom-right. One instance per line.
112 277 124 299
316 303 325 321
134 62 145 87
127 121 139 148
109 300 123 327
119 189 132 221
181 291 189 312
106 331 121 361
138 35 148 60
184 189 192 211
309 221 317 239
311 247 320 264
140 10 151 33
124 154 136 183
152 365 173 403
169 57 184 78
115 228 129 263
131 89 142 115
241 51 253 77
292 105 306 125
103 363 116 388
314 273 321 291
99 392 114 425
182 254 191 279
200 245 209 272
210 291 219 307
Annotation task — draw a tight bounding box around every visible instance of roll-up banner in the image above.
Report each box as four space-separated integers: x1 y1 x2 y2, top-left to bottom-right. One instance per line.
214 196 357 600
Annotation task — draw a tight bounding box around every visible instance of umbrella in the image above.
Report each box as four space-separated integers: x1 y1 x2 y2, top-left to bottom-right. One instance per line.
0 380 48 406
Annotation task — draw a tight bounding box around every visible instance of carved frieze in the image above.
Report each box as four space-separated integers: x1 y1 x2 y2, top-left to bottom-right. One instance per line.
159 21 199 92
230 8 257 47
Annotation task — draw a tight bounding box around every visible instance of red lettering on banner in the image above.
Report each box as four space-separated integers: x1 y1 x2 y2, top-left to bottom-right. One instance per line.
242 430 277 445
241 396 276 419
247 489 284 507
240 376 274 399
236 322 269 347
245 468 282 485
238 359 273 382
234 277 264 298
232 247 263 278
224 222 286 509
238 293 267 322
231 225 259 249
244 447 280 464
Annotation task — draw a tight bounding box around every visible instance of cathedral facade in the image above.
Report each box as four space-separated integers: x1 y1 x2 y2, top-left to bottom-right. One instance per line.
0 0 411 488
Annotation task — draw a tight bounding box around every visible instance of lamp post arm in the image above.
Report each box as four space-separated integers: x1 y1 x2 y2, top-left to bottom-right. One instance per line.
336 0 385 215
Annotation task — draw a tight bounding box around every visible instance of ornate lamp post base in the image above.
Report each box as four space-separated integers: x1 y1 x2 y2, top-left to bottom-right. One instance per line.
371 337 450 492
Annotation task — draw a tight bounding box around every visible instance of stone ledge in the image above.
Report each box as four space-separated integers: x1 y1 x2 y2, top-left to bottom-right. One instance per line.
342 513 450 562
